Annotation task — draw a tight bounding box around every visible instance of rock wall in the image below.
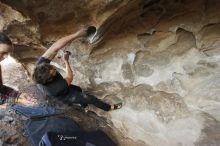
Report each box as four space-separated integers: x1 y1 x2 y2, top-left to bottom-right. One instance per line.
1 0 220 145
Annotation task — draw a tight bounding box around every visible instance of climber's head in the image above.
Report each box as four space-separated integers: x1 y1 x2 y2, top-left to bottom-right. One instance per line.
0 32 13 62
32 63 57 84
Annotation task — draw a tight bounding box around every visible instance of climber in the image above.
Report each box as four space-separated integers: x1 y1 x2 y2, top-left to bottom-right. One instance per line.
0 32 36 105
32 27 122 111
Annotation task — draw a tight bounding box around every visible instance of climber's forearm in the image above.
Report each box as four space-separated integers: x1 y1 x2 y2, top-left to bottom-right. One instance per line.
64 60 73 85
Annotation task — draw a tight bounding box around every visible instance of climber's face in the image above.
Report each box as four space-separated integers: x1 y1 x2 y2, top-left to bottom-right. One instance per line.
0 44 13 62
49 66 57 77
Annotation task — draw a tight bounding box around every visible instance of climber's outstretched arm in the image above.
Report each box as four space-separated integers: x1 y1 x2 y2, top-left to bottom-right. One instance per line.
42 28 86 60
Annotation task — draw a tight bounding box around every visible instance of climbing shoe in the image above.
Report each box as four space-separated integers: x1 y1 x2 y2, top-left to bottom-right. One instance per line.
112 103 122 110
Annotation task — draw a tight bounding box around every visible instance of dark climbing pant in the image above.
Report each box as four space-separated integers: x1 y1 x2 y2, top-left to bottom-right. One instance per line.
61 85 111 111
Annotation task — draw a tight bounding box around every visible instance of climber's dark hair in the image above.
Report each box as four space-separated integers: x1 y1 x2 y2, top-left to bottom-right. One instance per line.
0 32 12 46
32 63 56 84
